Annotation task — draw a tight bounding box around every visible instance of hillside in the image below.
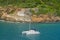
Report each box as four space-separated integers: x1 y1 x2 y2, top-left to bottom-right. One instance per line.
0 0 60 16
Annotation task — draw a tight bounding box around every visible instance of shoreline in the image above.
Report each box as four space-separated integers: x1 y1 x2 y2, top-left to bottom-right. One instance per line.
0 6 60 23
0 13 60 23
0 20 60 24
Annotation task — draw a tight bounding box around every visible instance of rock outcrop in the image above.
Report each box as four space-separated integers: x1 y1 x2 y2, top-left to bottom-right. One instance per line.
31 14 60 23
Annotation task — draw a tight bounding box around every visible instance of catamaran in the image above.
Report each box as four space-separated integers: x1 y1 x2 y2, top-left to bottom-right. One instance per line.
22 10 40 35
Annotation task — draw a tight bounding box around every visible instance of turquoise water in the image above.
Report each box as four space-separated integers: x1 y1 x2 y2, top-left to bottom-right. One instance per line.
0 21 60 40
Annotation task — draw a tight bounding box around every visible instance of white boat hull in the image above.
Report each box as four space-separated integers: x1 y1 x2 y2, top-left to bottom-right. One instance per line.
22 30 40 35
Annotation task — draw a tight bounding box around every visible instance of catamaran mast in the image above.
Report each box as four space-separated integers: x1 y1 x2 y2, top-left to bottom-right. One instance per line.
29 9 32 30
24 8 32 30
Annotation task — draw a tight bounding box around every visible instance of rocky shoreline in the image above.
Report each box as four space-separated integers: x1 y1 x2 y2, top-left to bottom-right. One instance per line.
0 13 60 23
0 6 60 23
31 14 60 23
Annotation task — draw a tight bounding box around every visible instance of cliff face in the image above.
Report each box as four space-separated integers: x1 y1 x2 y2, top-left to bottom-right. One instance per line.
0 6 60 23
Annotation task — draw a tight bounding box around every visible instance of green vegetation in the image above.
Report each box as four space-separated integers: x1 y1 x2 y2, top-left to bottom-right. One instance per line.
0 0 60 16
